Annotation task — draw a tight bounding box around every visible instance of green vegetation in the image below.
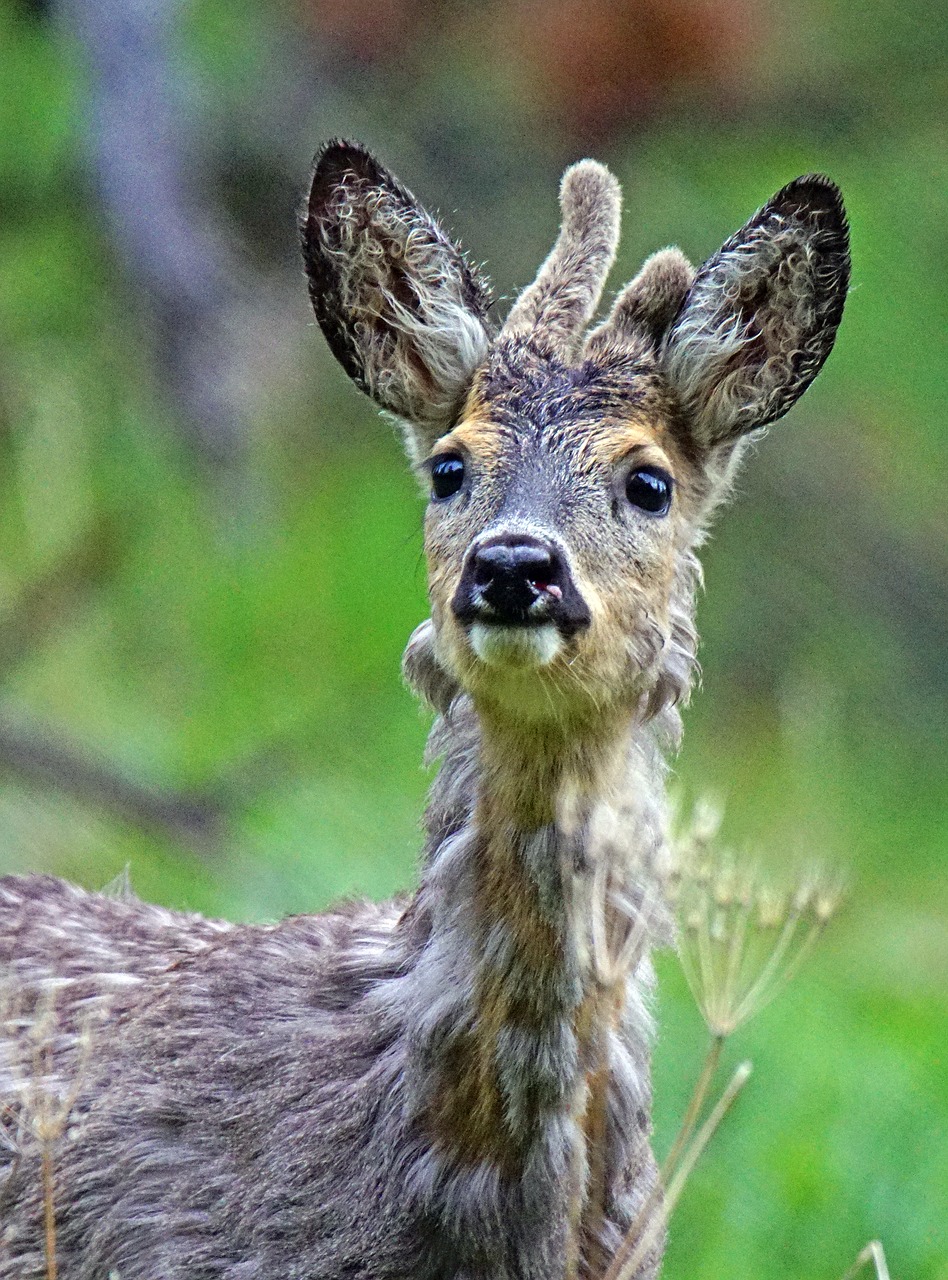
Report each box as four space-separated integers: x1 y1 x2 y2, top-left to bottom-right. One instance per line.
0 1 944 1275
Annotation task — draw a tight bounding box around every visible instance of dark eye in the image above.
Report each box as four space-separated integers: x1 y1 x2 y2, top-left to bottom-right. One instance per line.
625 466 672 516
431 454 465 500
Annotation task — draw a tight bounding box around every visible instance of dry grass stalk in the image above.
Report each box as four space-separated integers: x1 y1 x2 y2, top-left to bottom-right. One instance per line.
660 1030 724 1182
602 1060 752 1280
595 803 847 1280
660 802 844 1189
0 988 97 1280
841 1241 891 1280
668 800 845 1039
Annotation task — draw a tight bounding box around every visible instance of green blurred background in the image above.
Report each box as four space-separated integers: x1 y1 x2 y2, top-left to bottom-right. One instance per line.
0 0 945 1274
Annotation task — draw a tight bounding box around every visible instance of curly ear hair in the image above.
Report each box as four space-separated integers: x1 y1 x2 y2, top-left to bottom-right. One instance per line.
660 175 850 446
302 141 493 461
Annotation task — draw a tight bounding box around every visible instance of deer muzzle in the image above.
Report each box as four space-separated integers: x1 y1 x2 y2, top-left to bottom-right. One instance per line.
451 533 591 638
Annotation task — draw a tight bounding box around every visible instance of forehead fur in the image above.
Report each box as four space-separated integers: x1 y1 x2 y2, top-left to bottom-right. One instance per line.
474 335 662 429
454 335 695 470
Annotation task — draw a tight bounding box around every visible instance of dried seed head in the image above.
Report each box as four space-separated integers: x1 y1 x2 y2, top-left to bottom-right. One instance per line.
815 877 846 922
756 887 785 930
670 802 845 1038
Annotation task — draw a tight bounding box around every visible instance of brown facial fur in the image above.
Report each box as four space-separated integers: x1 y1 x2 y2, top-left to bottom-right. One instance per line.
424 340 704 728
305 148 848 732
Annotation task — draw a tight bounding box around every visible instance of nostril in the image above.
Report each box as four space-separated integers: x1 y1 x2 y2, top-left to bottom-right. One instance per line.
520 552 558 589
472 547 505 588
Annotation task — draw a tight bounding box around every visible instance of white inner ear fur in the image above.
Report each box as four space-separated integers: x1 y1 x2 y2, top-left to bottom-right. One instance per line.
321 185 489 457
662 216 830 445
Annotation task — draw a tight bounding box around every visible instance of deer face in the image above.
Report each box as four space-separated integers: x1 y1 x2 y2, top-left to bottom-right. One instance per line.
420 351 696 722
303 143 849 725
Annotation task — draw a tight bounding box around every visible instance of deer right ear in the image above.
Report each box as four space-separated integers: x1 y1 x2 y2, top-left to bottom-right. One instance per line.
660 176 850 448
302 141 493 463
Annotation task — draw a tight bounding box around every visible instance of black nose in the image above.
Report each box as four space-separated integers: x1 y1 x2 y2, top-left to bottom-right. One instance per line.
471 539 562 621
452 535 592 635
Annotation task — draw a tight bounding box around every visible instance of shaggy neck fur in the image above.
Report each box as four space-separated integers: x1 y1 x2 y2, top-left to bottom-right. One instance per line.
394 682 673 1278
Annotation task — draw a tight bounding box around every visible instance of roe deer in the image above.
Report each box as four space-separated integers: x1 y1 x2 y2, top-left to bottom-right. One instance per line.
0 141 849 1280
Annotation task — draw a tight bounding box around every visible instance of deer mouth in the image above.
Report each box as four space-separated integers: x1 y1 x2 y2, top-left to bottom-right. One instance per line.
457 583 563 628
468 620 564 668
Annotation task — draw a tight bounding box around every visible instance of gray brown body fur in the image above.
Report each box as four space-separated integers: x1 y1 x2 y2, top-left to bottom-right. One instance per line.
0 143 849 1279
0 709 668 1280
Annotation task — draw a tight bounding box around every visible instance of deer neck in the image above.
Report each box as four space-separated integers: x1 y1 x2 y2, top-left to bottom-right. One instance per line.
405 696 656 1185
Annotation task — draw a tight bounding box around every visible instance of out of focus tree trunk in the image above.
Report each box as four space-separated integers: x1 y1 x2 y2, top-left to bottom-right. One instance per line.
57 0 254 479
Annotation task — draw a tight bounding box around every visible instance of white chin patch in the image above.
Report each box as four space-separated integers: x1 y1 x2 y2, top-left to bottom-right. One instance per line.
470 622 563 669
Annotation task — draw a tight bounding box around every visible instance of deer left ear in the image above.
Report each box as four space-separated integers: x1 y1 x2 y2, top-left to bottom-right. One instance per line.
302 141 493 462
660 176 850 447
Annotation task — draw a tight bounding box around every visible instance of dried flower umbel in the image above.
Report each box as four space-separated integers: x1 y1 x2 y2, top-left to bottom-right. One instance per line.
598 803 846 1280
670 802 846 1039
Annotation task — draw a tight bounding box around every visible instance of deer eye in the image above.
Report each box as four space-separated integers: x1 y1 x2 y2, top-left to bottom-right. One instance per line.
431 454 465 500
625 466 672 516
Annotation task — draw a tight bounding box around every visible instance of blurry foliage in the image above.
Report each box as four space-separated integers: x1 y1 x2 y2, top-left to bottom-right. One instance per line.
0 0 945 1276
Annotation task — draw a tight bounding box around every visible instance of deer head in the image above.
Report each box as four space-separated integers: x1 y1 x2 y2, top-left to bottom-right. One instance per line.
302 141 849 730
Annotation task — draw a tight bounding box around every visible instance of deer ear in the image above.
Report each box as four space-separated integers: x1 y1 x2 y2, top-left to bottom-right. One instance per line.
660 176 850 447
302 141 493 462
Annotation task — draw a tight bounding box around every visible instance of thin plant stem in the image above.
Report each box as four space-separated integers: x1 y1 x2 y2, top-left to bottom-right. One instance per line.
664 1060 752 1211
578 1037 613 1280
729 907 802 1025
615 901 652 978
720 888 754 1021
604 1061 752 1280
590 854 611 982
751 919 826 1013
660 1033 725 1181
731 916 826 1027
694 900 718 1023
841 1241 890 1280
600 1182 661 1280
676 932 702 1010
41 1140 57 1280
